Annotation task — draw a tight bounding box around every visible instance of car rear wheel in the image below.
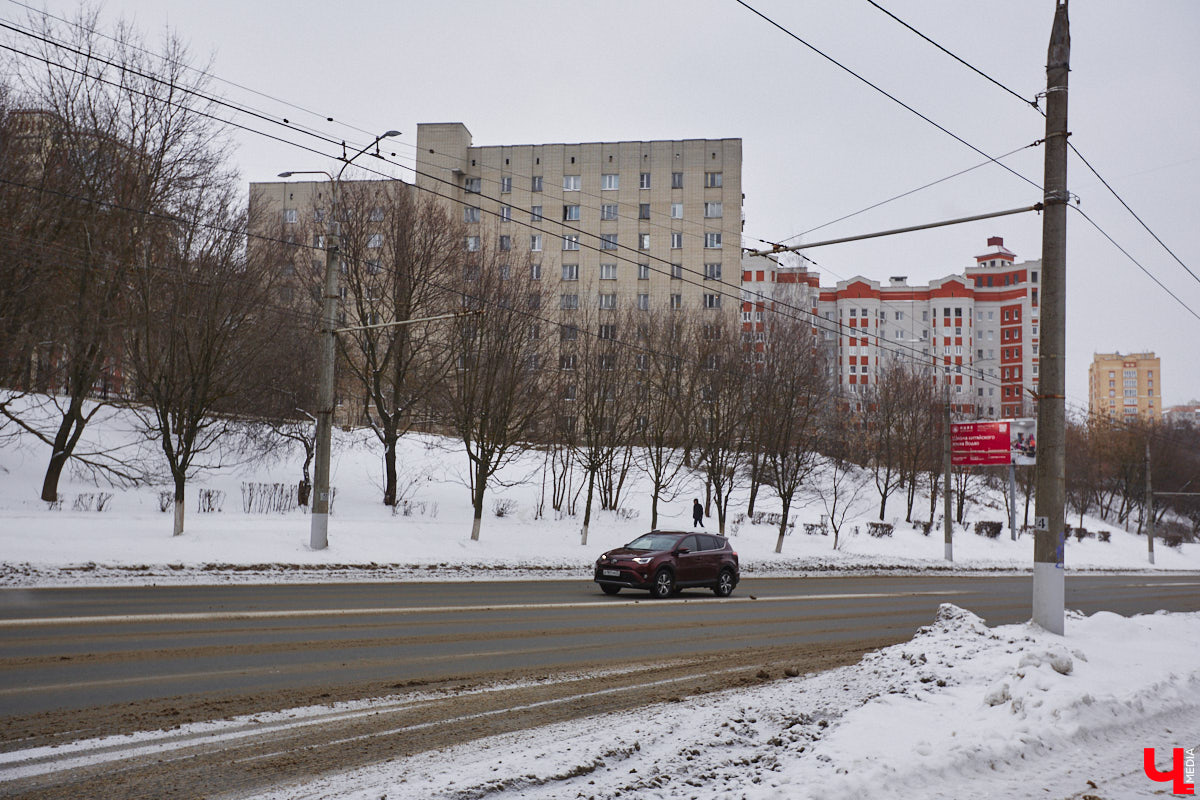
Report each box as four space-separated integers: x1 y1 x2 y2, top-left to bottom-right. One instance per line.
651 569 675 598
600 584 621 595
713 568 736 597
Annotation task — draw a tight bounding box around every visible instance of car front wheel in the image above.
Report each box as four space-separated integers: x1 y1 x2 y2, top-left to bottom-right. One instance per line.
651 569 675 599
713 568 736 597
600 584 621 595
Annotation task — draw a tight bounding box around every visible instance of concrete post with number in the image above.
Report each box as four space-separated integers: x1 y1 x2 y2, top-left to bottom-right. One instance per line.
1033 0 1070 635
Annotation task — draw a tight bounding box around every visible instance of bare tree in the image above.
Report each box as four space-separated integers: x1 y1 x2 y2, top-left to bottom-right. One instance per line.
631 309 694 528
756 317 827 552
863 360 921 521
439 242 552 541
813 400 872 550
691 314 751 535
559 302 637 546
125 184 279 536
334 183 461 506
2 9 227 500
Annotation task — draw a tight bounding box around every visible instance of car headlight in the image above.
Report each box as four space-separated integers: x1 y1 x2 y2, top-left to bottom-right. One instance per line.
632 556 653 565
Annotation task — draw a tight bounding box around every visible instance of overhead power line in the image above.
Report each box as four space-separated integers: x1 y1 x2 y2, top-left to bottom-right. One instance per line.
733 0 1042 194
863 0 1200 297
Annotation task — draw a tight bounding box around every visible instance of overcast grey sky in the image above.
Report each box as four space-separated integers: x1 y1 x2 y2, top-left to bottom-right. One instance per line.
10 0 1200 409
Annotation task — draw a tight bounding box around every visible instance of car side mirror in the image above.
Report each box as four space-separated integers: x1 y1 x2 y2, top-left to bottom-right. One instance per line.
674 547 690 555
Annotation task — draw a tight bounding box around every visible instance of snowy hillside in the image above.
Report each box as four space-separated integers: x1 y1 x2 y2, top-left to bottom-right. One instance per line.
0 395 1196 586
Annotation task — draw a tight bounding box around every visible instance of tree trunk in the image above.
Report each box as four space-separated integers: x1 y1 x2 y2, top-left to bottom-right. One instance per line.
470 462 487 541
775 497 790 554
40 399 87 502
383 434 398 506
581 469 596 546
172 474 186 537
650 490 659 529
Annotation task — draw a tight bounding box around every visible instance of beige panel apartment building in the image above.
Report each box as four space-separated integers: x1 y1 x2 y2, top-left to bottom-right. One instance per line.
1088 352 1162 422
414 122 742 320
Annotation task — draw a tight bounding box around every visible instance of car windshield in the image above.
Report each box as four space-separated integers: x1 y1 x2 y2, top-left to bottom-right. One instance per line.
624 534 683 552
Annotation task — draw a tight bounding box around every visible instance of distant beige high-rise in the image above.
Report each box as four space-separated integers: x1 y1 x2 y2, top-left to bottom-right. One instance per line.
414 122 742 319
1088 352 1161 422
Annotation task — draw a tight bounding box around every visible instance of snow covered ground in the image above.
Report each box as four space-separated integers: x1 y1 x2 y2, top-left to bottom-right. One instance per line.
0 396 1196 585
2 397 1198 799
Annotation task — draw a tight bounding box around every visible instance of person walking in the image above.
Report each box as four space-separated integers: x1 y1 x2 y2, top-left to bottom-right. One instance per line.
692 498 704 528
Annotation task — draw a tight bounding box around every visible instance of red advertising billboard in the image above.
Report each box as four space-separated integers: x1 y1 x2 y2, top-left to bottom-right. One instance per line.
951 421 1012 466
950 419 1037 467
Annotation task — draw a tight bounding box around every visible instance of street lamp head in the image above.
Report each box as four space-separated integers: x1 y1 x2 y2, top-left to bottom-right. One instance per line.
382 130 401 138
277 171 294 178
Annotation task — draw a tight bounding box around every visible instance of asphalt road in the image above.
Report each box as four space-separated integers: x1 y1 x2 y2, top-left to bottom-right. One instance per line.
2 574 1197 720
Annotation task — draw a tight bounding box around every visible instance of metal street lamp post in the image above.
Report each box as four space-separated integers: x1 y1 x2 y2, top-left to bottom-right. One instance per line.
279 130 400 550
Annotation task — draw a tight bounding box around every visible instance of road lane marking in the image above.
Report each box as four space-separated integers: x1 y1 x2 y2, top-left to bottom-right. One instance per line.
0 591 964 628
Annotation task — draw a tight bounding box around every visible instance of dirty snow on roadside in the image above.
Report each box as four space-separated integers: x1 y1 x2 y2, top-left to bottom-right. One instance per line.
252 605 1200 800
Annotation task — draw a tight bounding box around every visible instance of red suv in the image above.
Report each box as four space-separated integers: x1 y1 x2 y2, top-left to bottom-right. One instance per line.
594 531 740 598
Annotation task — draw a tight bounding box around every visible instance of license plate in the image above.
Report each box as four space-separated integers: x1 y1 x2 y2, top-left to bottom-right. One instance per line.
603 569 620 577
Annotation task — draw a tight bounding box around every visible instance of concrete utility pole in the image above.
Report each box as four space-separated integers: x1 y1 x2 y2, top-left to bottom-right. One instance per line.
279 130 400 551
943 383 953 562
1033 0 1069 635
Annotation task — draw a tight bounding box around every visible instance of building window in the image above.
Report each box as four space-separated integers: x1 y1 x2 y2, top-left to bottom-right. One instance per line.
464 206 481 223
464 177 481 193
500 176 512 193
465 235 480 252
563 204 580 221
602 203 619 220
639 203 650 220
704 232 722 248
529 234 543 252
531 176 543 192
600 263 618 280
530 263 542 280
499 235 511 251
639 233 650 250
671 172 684 189
560 325 579 341
704 293 721 309
637 263 650 280
704 263 721 280
559 354 577 371
671 232 683 249
704 202 723 218
670 202 683 219
601 173 619 190
563 175 580 191
560 294 579 310
598 323 617 340
563 235 580 250
499 206 512 222
530 205 543 222
638 293 650 310
671 263 683 280
704 172 722 188
600 233 618 250
561 264 579 281
670 293 682 309
640 172 651 189
598 293 617 309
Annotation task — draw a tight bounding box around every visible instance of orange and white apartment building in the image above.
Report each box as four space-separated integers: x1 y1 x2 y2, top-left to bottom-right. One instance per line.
741 237 1040 419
